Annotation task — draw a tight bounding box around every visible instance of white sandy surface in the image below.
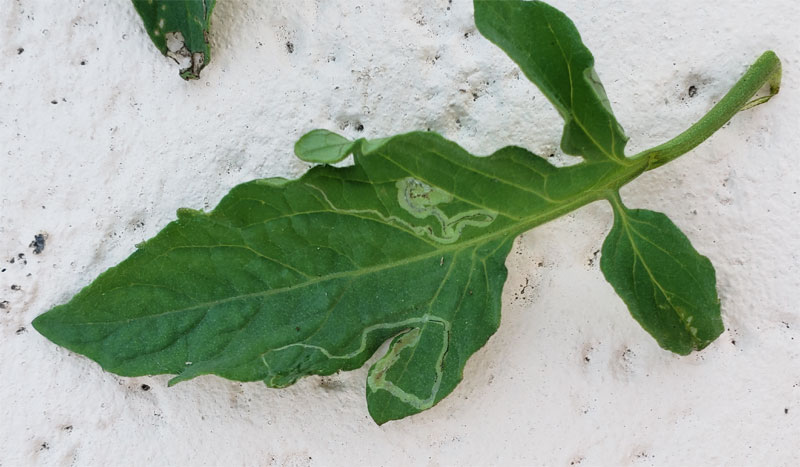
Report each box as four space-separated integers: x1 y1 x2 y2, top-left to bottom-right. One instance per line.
1 0 799 465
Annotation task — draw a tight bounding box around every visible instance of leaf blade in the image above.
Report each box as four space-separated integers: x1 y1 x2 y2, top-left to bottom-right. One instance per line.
131 0 216 79
294 129 358 164
474 0 628 162
33 127 659 422
34 132 558 423
600 200 724 354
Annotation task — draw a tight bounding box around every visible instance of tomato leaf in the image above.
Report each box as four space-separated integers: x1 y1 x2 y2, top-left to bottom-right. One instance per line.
131 0 216 79
601 197 724 355
474 0 628 162
33 0 780 424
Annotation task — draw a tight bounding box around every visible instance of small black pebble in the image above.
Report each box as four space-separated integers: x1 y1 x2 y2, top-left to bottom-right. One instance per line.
785 408 789 414
355 123 364 132
140 384 150 391
286 41 294 53
11 284 21 291
80 60 87 66
50 100 58 105
30 234 46 255
688 85 698 98
16 327 26 335
17 47 24 55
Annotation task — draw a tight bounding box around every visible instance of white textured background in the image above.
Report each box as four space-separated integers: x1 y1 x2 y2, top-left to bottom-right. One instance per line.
1 0 799 465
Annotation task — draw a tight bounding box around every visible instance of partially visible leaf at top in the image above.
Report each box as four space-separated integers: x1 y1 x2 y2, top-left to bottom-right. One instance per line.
474 0 628 162
601 198 724 355
132 0 216 80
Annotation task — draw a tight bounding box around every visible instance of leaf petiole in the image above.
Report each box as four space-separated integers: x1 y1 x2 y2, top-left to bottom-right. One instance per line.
635 51 782 171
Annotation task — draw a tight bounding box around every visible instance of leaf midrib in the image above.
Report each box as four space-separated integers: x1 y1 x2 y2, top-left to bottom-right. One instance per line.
72 158 647 327
615 208 703 345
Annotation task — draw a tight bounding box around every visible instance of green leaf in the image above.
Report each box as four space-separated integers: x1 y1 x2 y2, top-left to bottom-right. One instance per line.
474 0 628 162
600 197 724 355
131 0 216 80
294 129 359 164
33 0 780 424
38 132 622 425
294 130 393 164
